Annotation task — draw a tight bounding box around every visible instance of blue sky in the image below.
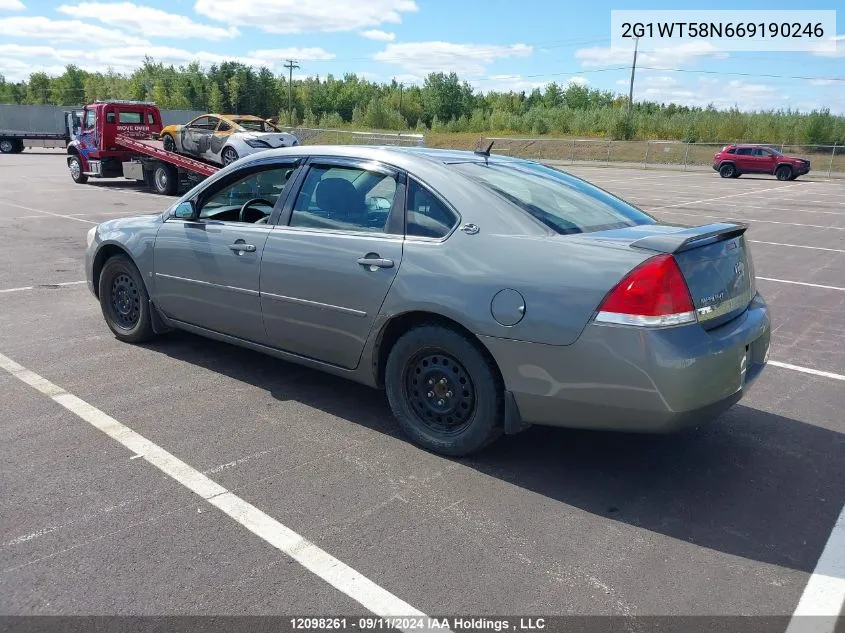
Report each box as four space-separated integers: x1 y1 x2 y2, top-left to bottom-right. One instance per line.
0 0 843 112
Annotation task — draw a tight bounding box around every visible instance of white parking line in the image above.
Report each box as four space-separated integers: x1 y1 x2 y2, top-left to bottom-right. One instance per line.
649 184 803 210
656 209 845 230
750 241 845 254
0 281 86 294
0 351 433 630
769 361 845 381
0 200 96 224
785 502 845 633
757 277 845 291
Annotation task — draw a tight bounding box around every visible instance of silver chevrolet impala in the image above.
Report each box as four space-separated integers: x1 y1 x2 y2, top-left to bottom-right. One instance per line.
85 146 771 456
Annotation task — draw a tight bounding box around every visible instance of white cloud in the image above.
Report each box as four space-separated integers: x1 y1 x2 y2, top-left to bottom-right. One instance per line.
0 43 335 79
0 16 150 46
361 29 395 42
56 2 238 40
641 75 677 88
576 41 727 68
195 0 417 34
0 0 25 10
808 78 840 86
374 42 532 76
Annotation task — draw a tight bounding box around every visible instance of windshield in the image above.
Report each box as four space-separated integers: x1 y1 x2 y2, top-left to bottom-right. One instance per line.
232 119 278 132
766 147 783 156
451 161 655 235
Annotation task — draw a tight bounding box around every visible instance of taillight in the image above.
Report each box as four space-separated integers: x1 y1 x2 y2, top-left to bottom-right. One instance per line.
595 254 696 327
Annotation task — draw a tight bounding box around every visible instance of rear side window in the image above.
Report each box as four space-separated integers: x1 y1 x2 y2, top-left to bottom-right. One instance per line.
736 147 753 155
451 161 654 235
406 179 458 239
118 111 143 124
725 147 736 154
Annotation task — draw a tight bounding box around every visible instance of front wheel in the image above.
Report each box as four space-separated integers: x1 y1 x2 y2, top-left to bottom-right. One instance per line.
68 155 88 184
221 147 239 166
98 255 155 343
162 134 176 153
775 165 792 181
385 325 504 456
719 163 736 178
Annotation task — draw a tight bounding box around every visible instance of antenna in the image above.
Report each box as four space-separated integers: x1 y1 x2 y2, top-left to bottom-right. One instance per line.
474 138 495 161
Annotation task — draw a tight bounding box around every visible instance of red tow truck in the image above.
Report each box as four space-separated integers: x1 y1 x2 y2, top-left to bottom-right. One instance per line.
67 100 219 195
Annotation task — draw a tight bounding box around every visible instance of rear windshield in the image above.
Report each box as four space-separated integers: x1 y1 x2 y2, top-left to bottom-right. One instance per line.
451 161 655 235
118 111 143 124
234 119 275 132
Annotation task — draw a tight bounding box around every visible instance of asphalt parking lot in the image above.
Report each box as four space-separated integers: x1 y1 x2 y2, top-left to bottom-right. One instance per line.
0 151 843 625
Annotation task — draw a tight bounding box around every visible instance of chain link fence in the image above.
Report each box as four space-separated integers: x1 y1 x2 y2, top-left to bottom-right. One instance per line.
483 137 845 178
268 125 845 179
276 126 425 147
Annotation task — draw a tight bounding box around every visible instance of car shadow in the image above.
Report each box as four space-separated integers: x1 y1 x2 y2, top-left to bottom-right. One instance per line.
142 330 845 575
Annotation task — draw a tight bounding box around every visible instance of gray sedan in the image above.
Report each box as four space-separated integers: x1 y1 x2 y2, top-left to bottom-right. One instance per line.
85 146 771 456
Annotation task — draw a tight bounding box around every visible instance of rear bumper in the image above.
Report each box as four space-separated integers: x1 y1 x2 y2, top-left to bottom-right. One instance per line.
480 294 771 433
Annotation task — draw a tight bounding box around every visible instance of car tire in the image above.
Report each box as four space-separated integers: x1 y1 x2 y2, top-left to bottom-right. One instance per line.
98 254 156 344
151 163 178 195
776 165 792 181
162 134 176 153
719 163 736 178
0 139 15 154
68 155 88 184
788 174 799 181
384 325 504 457
221 147 239 166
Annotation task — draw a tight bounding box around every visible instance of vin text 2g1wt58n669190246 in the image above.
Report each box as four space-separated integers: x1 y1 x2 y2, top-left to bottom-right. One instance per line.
84 145 771 456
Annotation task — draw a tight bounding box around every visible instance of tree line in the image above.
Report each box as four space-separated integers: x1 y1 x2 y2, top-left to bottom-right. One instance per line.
1 58 843 145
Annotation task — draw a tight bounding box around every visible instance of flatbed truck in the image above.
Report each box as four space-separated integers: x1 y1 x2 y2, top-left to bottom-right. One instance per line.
66 100 219 195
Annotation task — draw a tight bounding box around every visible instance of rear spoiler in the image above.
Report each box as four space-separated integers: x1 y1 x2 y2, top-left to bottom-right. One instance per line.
630 222 748 254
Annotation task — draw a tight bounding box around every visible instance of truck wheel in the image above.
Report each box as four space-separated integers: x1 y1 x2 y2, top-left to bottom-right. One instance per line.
152 163 178 195
719 163 736 178
12 140 24 153
68 155 88 184
162 134 176 153
775 165 792 181
0 139 14 154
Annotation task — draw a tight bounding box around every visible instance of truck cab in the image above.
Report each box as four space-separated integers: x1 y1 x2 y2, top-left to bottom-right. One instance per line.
68 100 163 178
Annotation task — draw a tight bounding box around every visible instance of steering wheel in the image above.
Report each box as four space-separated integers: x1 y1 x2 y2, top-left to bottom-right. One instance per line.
238 198 273 223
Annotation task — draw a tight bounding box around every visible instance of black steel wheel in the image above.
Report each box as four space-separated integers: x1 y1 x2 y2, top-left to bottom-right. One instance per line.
404 351 476 435
385 324 504 456
98 254 155 343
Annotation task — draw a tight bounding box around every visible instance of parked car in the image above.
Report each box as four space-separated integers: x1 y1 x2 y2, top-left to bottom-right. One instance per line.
713 144 810 180
159 113 298 166
85 146 771 456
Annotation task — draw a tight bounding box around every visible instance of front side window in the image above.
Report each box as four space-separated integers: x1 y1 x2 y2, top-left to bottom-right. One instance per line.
84 109 95 129
451 161 654 235
289 164 397 232
406 179 458 239
198 166 294 223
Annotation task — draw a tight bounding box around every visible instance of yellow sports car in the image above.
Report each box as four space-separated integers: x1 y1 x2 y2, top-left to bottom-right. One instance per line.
160 114 298 166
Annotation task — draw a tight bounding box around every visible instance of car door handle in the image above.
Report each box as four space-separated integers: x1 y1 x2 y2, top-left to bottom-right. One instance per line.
357 257 394 269
229 242 256 253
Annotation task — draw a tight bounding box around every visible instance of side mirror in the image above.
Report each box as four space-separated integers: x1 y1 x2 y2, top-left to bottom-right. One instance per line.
173 200 196 220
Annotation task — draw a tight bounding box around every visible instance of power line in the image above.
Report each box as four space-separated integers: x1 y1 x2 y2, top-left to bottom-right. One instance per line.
637 66 845 82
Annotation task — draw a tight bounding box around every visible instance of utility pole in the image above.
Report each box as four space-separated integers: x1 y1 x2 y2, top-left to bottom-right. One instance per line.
283 59 300 125
399 82 404 112
627 36 638 117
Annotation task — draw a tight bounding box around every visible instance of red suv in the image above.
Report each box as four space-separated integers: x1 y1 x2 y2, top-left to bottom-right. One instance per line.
713 144 810 181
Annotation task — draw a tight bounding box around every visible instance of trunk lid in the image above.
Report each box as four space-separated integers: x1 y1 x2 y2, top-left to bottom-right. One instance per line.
585 222 755 329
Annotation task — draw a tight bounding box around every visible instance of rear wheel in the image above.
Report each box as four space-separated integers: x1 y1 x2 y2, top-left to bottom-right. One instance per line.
98 255 155 344
0 139 14 154
719 163 736 178
162 134 176 153
151 163 178 195
68 155 88 184
221 146 239 166
384 325 504 456
775 165 792 181
12 140 24 153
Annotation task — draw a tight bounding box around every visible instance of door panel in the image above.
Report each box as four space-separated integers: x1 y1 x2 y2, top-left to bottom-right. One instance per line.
154 221 271 342
734 148 755 172
260 229 403 368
